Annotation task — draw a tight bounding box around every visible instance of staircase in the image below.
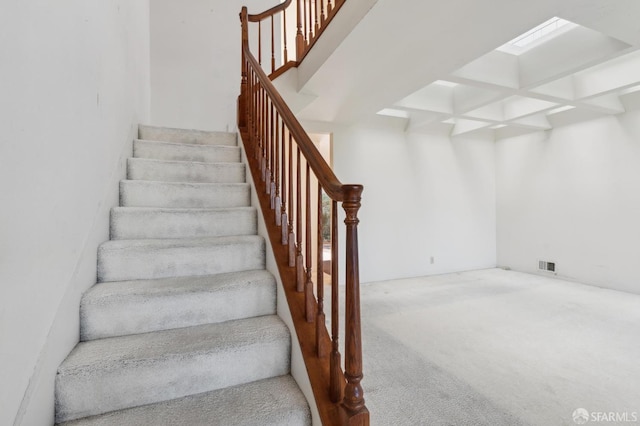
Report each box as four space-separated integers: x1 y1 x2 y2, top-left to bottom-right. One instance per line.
54 125 311 425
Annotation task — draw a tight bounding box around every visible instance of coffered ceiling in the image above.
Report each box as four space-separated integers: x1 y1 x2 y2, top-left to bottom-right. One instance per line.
378 18 640 138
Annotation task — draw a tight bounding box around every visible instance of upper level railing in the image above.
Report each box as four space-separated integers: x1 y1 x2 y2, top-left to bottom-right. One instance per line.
246 0 346 77
239 3 369 425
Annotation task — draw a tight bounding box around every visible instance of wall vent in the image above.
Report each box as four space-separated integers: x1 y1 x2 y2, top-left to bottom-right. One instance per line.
539 260 556 272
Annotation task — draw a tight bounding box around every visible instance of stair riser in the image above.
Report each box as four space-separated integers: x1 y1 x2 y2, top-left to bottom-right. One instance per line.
97 239 265 282
81 275 276 340
134 140 240 163
120 181 250 208
139 125 237 146
127 158 245 183
55 338 290 422
110 208 257 239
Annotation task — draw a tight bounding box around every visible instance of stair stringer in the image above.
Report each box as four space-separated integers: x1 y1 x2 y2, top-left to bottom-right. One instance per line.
239 136 321 426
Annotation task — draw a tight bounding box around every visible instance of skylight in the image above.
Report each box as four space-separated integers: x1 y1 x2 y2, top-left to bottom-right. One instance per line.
497 17 575 55
508 17 569 47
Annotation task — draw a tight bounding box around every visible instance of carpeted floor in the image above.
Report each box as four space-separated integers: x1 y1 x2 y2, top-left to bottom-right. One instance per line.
353 268 640 425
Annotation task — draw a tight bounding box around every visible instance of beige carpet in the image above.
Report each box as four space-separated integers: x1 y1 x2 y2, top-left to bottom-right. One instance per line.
354 269 640 425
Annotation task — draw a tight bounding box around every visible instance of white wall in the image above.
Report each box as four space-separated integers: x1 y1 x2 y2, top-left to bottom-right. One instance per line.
0 1 150 425
149 0 278 132
330 120 497 283
496 111 640 294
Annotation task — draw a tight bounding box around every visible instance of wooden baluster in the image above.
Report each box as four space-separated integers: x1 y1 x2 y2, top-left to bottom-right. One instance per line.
267 102 274 195
273 112 280 213
329 199 342 402
239 11 248 129
296 148 304 292
296 0 304 61
342 186 365 413
316 183 328 356
283 9 288 63
270 106 276 201
305 162 314 322
258 21 262 66
280 121 287 237
315 0 319 34
288 134 295 265
303 0 308 44
271 16 275 73
261 90 267 180
257 84 262 162
254 74 258 156
308 0 313 42
253 73 258 154
328 0 333 14
321 0 326 25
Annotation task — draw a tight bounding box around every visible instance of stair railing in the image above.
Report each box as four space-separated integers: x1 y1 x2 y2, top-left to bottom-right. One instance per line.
239 6 369 425
245 0 347 78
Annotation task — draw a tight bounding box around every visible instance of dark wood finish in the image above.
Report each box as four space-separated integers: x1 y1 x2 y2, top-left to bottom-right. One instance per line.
329 199 343 403
316 182 328 358
305 162 315 322
239 5 369 425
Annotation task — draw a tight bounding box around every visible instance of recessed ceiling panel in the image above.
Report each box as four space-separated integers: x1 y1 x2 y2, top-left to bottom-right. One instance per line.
394 83 452 113
503 96 558 120
452 50 519 89
519 25 630 88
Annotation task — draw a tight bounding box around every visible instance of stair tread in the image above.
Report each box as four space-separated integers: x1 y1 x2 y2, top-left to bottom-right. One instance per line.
56 316 290 422
59 315 287 373
138 125 237 146
119 180 251 209
99 234 262 251
135 138 240 151
81 270 276 340
134 139 240 163
57 375 310 426
128 157 244 167
110 206 257 239
111 205 255 213
120 179 250 188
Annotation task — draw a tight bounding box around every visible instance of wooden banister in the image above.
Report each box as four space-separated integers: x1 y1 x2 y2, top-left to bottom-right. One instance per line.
239 5 369 425
244 0 347 78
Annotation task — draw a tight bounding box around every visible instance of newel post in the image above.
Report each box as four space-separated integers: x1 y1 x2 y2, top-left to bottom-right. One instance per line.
238 7 249 129
342 184 368 425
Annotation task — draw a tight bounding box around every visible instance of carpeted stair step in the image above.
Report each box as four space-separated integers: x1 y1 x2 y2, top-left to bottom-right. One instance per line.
120 180 251 208
110 207 257 239
55 315 291 423
138 124 237 146
127 157 245 183
120 180 250 208
97 235 264 282
81 270 276 340
56 375 311 426
134 139 240 163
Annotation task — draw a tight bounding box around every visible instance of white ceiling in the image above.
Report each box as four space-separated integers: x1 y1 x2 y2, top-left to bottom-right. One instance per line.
285 0 640 139
379 19 640 138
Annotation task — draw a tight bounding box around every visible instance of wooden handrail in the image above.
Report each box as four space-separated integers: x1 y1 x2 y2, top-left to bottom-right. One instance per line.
239 5 369 425
248 0 291 22
244 0 347 76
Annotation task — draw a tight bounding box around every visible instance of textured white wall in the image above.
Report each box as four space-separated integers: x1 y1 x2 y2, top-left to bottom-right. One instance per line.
331 121 497 283
149 0 278 132
0 1 150 425
496 111 640 294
